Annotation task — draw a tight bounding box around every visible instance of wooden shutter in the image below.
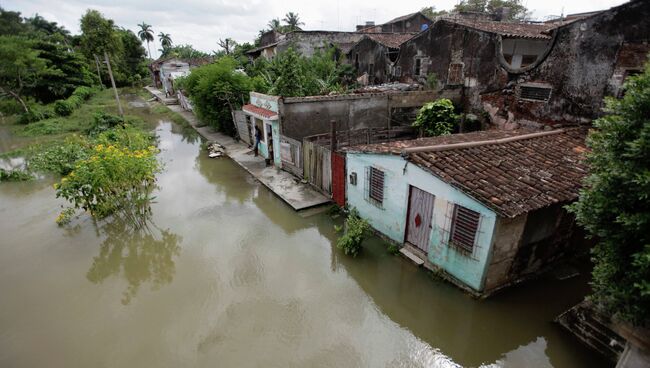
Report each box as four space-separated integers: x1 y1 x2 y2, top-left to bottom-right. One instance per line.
449 205 480 254
368 167 384 205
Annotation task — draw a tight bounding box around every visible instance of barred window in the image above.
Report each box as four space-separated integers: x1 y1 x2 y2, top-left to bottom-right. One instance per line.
519 85 552 102
365 166 384 207
447 62 464 85
449 205 480 254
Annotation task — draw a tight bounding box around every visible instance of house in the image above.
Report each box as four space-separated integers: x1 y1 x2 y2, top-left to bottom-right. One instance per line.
394 0 650 130
346 33 415 85
236 89 460 194
394 17 560 125
480 0 650 129
242 92 281 166
246 30 285 60
149 57 212 94
357 12 433 33
343 128 589 295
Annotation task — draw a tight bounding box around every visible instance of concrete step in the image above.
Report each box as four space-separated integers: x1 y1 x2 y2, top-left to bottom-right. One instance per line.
399 247 424 266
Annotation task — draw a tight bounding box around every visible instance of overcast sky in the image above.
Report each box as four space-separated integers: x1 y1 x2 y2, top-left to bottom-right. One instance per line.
3 0 629 57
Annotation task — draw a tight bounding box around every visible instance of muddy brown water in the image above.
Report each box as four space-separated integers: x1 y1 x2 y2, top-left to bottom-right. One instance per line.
0 118 607 367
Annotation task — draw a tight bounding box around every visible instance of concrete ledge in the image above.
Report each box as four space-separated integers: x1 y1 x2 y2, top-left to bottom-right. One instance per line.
399 247 424 266
144 87 331 212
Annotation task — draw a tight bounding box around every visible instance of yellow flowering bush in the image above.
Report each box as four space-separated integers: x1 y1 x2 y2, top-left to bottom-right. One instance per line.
55 141 160 225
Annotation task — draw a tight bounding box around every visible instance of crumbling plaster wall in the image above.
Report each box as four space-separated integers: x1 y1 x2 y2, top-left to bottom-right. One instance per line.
277 32 365 57
347 38 393 85
482 0 650 129
396 20 504 114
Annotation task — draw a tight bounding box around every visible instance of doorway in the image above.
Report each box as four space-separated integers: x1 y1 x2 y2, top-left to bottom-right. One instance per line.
405 185 435 253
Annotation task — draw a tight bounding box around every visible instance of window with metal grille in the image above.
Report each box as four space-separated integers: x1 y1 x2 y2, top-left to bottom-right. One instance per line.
366 166 384 206
447 62 463 85
449 205 480 254
519 85 552 101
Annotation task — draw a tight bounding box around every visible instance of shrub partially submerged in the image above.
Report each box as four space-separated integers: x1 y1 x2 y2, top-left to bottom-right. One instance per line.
336 208 370 257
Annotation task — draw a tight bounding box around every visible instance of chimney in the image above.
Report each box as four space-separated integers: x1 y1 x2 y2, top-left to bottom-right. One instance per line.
365 21 375 26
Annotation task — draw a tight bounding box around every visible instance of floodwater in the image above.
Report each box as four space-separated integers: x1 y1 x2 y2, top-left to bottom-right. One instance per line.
0 117 608 367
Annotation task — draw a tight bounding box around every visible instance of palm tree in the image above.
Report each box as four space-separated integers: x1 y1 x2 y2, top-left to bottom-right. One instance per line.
268 18 281 31
282 12 304 32
158 32 172 50
137 22 154 59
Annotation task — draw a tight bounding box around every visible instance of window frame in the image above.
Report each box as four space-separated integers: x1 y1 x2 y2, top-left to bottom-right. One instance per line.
365 166 385 208
448 204 481 255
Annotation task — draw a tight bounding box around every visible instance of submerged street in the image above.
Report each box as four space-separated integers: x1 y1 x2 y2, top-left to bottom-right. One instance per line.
0 116 607 367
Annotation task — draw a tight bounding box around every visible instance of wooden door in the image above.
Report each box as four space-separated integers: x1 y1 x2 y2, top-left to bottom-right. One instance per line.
405 186 435 253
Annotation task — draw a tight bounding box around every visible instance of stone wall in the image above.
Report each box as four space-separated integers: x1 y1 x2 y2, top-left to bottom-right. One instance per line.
277 31 365 57
279 90 459 140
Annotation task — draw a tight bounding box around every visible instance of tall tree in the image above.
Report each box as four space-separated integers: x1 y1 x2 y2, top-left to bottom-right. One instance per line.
268 18 282 31
217 38 236 55
453 0 528 20
421 6 448 19
79 10 120 60
569 62 650 326
158 32 172 48
137 22 154 59
282 12 304 32
0 36 51 112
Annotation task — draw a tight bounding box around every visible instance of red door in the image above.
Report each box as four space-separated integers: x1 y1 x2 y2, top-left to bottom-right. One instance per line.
405 186 435 253
331 152 346 207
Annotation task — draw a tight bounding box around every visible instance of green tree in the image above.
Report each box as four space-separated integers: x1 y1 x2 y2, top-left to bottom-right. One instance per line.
421 6 448 19
568 62 650 326
268 18 282 31
412 99 458 136
182 57 253 134
0 7 26 36
26 35 94 102
283 12 304 32
118 29 148 83
217 38 236 55
158 32 172 49
0 36 51 112
161 44 209 59
266 48 306 96
454 0 528 20
79 10 120 60
137 22 154 59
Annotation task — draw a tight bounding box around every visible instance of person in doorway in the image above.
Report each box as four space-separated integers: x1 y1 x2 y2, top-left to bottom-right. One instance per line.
266 132 274 167
253 126 261 156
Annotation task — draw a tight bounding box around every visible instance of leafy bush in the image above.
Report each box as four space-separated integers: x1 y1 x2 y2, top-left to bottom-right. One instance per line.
27 136 91 175
55 142 160 225
426 72 438 90
568 62 650 326
182 57 253 135
0 168 32 181
336 209 370 257
86 111 125 135
412 99 458 137
17 104 55 124
54 99 74 116
72 86 95 101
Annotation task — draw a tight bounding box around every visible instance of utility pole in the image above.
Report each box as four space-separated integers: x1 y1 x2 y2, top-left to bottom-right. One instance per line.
93 55 104 89
104 52 124 117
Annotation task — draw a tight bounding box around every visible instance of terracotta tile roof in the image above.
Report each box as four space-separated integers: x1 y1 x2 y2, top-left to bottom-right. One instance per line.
347 128 589 218
242 104 278 119
364 33 416 48
444 18 556 39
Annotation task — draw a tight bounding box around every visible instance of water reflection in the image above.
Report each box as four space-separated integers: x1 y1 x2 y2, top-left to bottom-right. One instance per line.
86 218 181 305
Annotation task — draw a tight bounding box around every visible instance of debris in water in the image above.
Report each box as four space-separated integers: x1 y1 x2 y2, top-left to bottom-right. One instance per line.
206 142 226 158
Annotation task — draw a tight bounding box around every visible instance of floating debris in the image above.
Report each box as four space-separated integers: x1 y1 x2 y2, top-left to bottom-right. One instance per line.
206 142 226 158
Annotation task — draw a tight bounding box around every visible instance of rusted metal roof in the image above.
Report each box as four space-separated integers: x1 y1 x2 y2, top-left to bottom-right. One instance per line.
444 18 557 39
364 33 417 48
346 128 589 218
242 104 278 120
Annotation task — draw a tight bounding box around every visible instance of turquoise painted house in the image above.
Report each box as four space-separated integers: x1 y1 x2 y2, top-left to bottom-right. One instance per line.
242 92 282 167
344 128 588 296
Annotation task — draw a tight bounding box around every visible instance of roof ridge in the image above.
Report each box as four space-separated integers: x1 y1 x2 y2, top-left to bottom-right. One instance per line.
401 129 566 156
